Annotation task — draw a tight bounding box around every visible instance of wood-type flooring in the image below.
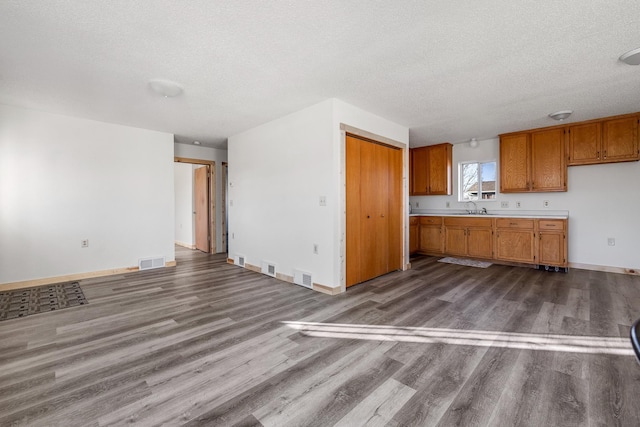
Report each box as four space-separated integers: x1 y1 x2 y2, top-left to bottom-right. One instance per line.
1 246 639 426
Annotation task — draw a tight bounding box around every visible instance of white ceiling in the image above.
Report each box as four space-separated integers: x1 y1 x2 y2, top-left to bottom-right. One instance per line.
1 1 639 149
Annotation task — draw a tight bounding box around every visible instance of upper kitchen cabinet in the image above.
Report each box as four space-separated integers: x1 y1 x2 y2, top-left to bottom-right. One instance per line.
568 113 639 165
499 133 530 192
410 143 452 196
601 115 639 163
530 128 566 191
500 128 566 193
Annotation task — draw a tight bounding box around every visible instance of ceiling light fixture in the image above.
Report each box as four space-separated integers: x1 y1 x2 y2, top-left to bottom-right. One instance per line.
193 141 201 145
620 47 640 65
148 79 183 97
469 138 479 148
548 110 573 121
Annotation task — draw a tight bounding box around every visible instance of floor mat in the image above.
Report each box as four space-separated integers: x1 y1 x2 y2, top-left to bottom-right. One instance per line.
0 282 88 321
438 257 492 268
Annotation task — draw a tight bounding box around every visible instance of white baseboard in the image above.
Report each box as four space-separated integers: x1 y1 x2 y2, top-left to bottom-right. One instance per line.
569 262 639 276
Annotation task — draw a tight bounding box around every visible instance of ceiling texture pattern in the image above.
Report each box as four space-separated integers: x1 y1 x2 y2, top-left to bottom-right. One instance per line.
1 0 639 149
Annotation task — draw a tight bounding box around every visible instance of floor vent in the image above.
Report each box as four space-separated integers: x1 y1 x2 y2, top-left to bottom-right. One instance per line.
262 261 277 277
235 255 246 267
293 270 313 289
139 256 165 271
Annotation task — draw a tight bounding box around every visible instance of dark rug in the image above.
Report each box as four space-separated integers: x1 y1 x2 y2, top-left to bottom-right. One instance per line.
0 282 88 321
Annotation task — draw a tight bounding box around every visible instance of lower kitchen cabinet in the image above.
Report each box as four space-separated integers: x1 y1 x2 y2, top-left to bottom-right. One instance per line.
495 218 536 263
443 217 493 259
419 216 443 254
411 215 568 269
538 219 567 267
409 217 419 254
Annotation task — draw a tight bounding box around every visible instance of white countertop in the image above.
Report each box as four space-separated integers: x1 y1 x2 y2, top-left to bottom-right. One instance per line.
409 210 569 219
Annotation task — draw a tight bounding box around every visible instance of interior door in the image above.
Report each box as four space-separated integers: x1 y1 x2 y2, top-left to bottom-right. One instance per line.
359 139 389 281
194 165 210 253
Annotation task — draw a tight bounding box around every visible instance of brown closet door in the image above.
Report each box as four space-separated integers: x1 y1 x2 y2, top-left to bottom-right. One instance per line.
346 134 403 287
360 141 389 281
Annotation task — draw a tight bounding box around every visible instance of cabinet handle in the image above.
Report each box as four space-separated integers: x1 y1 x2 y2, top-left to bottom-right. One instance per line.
596 151 600 159
604 150 607 159
510 222 517 226
381 214 385 218
367 215 370 219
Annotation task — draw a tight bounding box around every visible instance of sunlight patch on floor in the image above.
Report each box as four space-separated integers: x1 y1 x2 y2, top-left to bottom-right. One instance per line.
283 321 634 356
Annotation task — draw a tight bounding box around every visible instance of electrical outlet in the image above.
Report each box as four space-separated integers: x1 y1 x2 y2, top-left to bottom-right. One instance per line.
416 202 420 208
446 201 450 208
516 201 521 208
230 200 234 207
500 201 509 208
319 196 327 206
232 232 235 239
543 200 550 208
81 239 89 248
313 244 319 254
608 238 615 246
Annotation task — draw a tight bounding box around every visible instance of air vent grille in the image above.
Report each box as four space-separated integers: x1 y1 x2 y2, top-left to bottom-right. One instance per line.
293 269 313 289
139 256 165 271
261 261 277 277
235 255 246 267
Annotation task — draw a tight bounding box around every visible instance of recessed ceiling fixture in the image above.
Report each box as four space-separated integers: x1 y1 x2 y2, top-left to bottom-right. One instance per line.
148 79 183 97
548 110 573 121
619 47 640 65
469 138 479 148
193 141 201 145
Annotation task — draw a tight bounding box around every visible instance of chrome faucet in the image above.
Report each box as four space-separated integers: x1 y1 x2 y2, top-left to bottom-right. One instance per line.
481 207 488 215
465 201 477 214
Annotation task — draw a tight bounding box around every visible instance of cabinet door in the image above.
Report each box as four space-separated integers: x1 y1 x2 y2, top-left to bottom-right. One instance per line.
602 116 639 162
420 225 443 254
427 143 452 195
410 147 429 195
568 122 602 165
531 128 566 192
467 228 493 258
500 133 530 192
409 223 419 254
444 226 467 256
495 230 535 263
539 232 565 266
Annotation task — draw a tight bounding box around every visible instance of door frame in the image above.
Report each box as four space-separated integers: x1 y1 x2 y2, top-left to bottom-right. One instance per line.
175 156 216 254
221 162 228 252
340 124 409 292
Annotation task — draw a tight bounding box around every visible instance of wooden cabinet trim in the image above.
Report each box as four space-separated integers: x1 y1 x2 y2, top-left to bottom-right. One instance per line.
443 217 493 227
538 219 565 231
419 216 442 225
495 218 535 229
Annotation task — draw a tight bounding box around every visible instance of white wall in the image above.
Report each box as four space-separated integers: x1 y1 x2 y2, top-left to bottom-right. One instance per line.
410 138 640 270
174 162 194 247
174 143 228 253
0 104 175 284
228 98 409 290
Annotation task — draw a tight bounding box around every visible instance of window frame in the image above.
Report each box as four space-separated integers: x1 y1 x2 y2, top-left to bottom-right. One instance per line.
458 160 497 202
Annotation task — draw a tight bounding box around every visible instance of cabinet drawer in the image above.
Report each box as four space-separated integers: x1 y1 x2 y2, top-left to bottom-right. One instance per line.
409 216 418 225
419 216 442 225
444 217 492 227
495 218 534 229
538 219 565 231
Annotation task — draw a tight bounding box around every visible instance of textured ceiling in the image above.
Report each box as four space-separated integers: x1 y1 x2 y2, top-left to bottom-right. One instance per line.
1 1 639 149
